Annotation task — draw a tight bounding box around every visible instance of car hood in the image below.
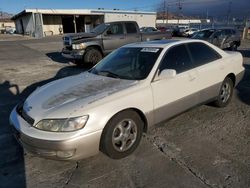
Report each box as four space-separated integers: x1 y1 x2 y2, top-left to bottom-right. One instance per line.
23 72 137 121
64 32 98 41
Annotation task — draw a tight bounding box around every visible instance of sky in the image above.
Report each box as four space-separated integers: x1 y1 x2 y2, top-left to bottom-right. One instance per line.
0 0 250 18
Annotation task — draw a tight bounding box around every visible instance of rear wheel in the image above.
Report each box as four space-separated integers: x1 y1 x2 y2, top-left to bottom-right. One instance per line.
84 48 102 65
214 77 234 107
100 110 144 159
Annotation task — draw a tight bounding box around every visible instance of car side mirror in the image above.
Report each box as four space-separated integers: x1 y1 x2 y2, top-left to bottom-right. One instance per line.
106 30 112 35
158 69 176 80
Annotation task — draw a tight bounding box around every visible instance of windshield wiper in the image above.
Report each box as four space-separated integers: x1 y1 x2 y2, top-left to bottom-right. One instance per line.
97 70 120 79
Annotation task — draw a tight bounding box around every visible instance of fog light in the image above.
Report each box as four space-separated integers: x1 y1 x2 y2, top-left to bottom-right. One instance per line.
56 150 75 158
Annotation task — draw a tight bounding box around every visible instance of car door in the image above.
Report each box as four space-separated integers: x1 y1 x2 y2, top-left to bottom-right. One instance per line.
211 30 227 48
186 42 225 103
124 22 141 44
151 44 199 124
102 23 126 53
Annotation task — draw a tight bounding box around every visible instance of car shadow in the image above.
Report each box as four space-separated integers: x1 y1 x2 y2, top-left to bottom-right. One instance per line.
236 64 250 105
238 49 250 58
0 65 88 187
0 81 26 187
46 52 71 64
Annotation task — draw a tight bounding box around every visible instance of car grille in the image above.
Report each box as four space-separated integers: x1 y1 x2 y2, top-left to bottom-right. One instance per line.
63 36 72 46
16 102 35 126
66 46 72 50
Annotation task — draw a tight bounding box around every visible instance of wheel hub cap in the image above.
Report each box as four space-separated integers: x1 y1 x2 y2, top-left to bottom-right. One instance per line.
220 82 231 103
112 119 137 152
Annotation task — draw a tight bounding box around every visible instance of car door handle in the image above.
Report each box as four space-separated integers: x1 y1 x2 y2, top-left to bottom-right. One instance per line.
103 37 112 40
189 77 196 81
189 74 196 81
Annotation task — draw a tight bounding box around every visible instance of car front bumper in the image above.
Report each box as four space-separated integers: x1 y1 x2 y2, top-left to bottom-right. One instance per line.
61 48 85 60
9 107 102 160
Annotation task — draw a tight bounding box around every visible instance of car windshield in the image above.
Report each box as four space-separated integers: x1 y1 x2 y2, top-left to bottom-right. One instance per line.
89 47 162 80
192 30 215 39
91 23 110 34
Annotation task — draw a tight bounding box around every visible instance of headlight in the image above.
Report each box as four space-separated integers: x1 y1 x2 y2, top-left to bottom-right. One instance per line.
72 43 85 50
34 116 89 132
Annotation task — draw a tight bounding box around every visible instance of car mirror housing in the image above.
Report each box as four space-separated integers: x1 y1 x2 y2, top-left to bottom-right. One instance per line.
158 69 176 80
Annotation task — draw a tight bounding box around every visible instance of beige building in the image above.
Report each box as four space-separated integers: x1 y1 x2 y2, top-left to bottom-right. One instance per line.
156 19 210 25
12 9 156 38
0 18 15 33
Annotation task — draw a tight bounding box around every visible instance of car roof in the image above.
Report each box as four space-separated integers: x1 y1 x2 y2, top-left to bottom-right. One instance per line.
201 28 235 31
123 39 205 48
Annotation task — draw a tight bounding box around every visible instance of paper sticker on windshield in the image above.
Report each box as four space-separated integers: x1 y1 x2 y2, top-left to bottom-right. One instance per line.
141 48 159 53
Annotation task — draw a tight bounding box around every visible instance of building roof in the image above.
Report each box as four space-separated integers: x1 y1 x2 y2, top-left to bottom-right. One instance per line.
12 8 156 20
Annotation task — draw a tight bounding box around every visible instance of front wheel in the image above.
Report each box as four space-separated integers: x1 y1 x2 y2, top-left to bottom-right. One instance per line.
214 77 234 107
100 110 144 159
230 42 238 51
84 48 102 64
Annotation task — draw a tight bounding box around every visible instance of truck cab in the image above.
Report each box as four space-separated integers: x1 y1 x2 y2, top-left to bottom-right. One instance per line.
62 21 171 65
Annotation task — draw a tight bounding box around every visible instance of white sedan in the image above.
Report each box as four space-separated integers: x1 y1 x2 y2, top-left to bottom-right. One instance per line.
10 39 245 160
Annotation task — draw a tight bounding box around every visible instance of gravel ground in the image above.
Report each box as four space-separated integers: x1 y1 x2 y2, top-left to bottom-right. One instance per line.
0 34 249 188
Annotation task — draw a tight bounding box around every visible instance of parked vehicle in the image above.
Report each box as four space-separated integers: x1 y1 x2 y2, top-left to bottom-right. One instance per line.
140 27 158 32
62 21 172 65
172 25 189 36
183 28 199 37
6 27 16 34
157 26 174 36
10 39 244 160
191 28 241 50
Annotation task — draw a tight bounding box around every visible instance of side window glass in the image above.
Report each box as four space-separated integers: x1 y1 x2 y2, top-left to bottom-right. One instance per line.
125 23 137 34
214 30 223 38
225 29 232 36
152 28 158 32
159 45 193 74
107 24 124 35
188 42 221 67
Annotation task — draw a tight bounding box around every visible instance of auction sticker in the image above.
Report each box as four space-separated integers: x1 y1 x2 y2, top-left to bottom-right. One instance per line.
141 48 160 53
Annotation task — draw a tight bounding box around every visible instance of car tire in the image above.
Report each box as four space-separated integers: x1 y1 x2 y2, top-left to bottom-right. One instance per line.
100 110 144 159
230 42 238 51
84 47 102 64
214 77 234 107
74 59 83 66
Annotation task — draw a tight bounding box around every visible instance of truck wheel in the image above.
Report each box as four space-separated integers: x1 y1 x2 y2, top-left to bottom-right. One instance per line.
214 77 234 107
100 110 144 159
230 42 238 51
74 59 83 66
84 48 102 64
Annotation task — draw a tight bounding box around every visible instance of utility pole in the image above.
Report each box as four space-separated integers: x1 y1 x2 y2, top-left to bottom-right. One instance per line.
177 0 182 26
167 4 169 24
163 0 166 24
227 1 232 25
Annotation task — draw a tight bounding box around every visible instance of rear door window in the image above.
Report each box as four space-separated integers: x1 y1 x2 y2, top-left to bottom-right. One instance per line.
225 29 232 36
159 44 193 74
187 42 222 67
125 23 137 34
